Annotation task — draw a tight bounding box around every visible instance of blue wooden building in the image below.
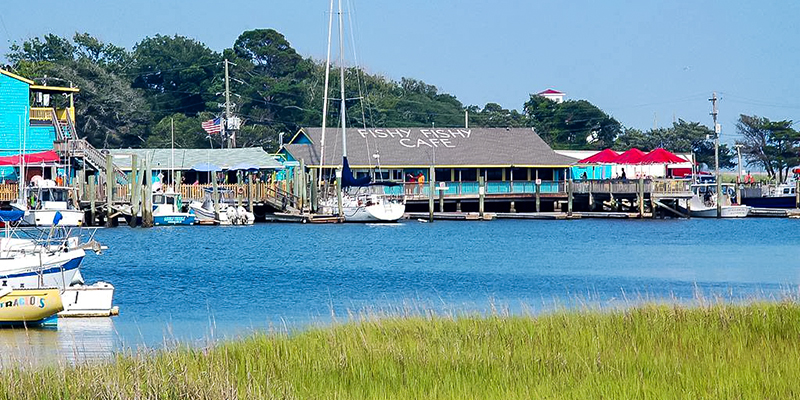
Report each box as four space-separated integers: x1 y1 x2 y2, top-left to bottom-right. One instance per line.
0 69 79 181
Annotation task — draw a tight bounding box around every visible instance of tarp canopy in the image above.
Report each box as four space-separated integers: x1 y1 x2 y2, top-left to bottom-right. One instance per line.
639 148 686 164
0 209 24 222
0 151 60 166
793 167 800 174
577 148 619 164
614 148 646 164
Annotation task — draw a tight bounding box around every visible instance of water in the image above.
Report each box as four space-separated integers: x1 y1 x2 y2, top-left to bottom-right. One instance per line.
2 218 799 365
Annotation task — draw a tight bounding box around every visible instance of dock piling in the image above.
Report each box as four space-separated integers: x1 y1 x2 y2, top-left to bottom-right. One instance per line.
478 176 485 219
88 176 96 226
567 178 573 217
142 159 154 227
428 166 435 222
105 154 114 227
129 155 139 227
638 177 644 218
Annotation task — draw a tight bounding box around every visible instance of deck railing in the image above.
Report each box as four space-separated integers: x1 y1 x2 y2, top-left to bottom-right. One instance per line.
29 107 75 123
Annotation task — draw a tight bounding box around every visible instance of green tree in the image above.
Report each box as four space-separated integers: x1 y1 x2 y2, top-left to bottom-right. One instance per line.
131 35 221 120
736 115 800 182
614 120 735 169
524 96 620 149
467 103 525 128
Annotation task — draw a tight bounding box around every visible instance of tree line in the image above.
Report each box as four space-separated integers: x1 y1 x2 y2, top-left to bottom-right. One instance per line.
4 29 798 181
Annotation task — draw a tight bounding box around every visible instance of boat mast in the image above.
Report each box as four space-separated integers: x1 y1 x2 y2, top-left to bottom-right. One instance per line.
320 0 335 177
338 0 347 161
171 117 175 190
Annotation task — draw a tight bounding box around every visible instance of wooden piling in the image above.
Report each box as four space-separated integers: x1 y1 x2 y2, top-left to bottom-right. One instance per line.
142 159 154 227
248 172 255 213
796 180 799 209
105 154 114 227
439 182 445 213
478 176 485 219
129 155 139 227
428 165 435 222
88 176 96 226
535 170 540 213
638 177 645 218
212 169 220 221
336 168 343 219
567 178 573 217
309 168 318 213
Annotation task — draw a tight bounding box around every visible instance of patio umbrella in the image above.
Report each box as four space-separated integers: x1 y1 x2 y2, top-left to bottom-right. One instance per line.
190 162 222 172
229 162 260 171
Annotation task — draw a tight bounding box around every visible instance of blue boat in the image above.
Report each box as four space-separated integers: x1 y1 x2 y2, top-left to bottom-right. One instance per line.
152 191 195 226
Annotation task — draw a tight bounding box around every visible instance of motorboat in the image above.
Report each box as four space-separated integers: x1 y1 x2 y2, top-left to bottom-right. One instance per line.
188 188 255 225
740 174 798 209
684 183 750 218
12 179 84 227
0 287 63 328
152 190 195 226
121 188 196 226
0 212 116 318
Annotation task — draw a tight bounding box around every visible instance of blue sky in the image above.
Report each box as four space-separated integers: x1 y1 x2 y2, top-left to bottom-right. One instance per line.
1 0 798 141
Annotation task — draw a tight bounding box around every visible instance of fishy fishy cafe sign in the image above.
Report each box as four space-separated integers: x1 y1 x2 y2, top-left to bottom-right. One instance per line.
357 129 472 148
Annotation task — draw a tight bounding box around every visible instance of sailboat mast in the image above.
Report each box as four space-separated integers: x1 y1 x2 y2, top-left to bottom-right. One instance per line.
320 0 335 174
338 0 347 159
171 117 175 188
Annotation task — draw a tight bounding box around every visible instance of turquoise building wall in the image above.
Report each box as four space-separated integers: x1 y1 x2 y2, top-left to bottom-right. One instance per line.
0 73 31 156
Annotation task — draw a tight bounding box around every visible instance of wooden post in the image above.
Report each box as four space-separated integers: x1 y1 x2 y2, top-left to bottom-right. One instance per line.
510 201 516 213
248 172 255 213
567 178 573 217
129 156 139 227
478 176 485 219
535 170 540 213
309 168 318 213
438 182 445 213
336 168 343 219
299 159 306 211
428 165 435 222
142 159 154 227
796 180 799 209
88 176 96 226
638 177 645 218
212 169 220 221
105 154 114 227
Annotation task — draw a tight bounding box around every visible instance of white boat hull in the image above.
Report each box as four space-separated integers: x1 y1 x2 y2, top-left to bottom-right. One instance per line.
690 205 750 218
0 249 85 289
22 209 84 227
189 201 255 225
59 282 117 317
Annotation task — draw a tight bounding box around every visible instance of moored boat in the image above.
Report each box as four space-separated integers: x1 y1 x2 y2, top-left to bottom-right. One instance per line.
0 287 63 328
12 180 84 227
683 183 750 218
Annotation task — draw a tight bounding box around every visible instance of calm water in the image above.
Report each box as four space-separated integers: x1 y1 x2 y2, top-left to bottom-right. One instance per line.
2 218 800 365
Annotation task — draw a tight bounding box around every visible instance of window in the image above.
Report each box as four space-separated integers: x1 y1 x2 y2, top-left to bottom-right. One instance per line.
486 169 503 181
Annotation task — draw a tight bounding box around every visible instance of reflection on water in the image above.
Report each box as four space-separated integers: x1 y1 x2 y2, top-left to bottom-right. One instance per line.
0 318 117 367
1 219 799 366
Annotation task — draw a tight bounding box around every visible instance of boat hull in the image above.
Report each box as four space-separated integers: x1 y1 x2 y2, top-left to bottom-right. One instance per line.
0 251 84 289
22 209 84 227
741 196 798 209
690 205 750 218
189 202 255 225
0 287 63 327
59 282 117 317
153 214 196 226
344 203 406 222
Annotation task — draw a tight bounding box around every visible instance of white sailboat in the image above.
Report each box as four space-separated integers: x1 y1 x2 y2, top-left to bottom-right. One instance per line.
318 0 406 222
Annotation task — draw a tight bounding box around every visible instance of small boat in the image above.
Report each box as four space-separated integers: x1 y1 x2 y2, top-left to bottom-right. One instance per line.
741 175 799 209
12 180 84 227
188 188 255 225
684 183 750 218
0 287 63 328
152 190 196 226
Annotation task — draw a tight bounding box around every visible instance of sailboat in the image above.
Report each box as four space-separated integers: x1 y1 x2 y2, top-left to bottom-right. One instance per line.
318 0 406 222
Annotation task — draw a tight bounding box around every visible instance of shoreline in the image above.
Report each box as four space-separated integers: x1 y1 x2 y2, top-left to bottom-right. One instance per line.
2 301 799 398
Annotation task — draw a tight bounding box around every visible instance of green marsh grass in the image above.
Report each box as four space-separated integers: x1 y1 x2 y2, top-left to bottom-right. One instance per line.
2 301 800 399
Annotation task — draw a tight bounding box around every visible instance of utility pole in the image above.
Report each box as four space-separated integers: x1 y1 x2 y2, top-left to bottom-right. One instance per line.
224 59 233 149
710 92 721 218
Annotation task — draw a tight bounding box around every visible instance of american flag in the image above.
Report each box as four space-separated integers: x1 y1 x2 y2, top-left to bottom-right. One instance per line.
201 118 222 134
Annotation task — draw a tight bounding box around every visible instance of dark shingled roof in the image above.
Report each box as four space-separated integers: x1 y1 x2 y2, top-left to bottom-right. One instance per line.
284 127 575 168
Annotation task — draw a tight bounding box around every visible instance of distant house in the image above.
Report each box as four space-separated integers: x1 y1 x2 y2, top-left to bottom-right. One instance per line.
280 127 576 182
0 68 79 181
537 89 566 104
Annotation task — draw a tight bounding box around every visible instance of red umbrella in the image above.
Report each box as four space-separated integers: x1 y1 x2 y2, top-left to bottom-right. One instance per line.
577 148 619 164
614 148 646 164
639 148 686 164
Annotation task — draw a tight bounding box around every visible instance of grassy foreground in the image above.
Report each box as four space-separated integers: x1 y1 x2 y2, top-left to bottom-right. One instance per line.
3 302 800 399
